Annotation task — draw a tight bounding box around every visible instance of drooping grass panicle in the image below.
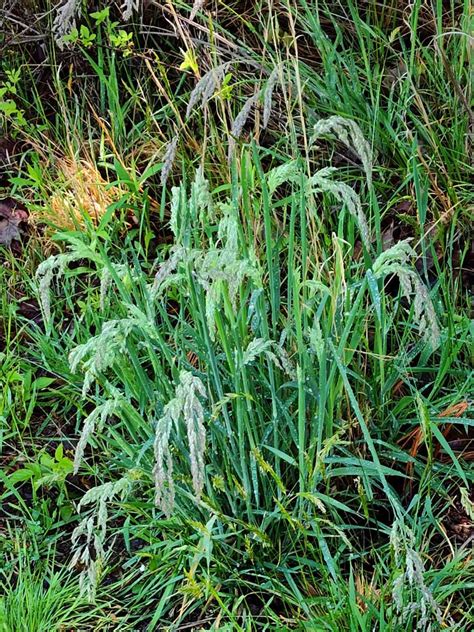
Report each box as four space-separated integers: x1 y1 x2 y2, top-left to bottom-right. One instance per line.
36 253 73 323
308 317 325 364
76 476 132 520
169 185 184 239
150 246 185 299
189 200 260 340
372 239 414 273
35 238 104 324
412 280 440 350
266 160 300 196
154 174 259 341
216 203 239 254
179 371 207 499
307 167 371 248
230 92 260 139
194 249 260 340
228 92 260 163
99 263 133 311
69 319 133 396
312 115 373 187
270 343 295 378
153 371 207 515
460 488 474 520
69 515 101 601
390 520 442 629
160 135 179 188
121 0 139 21
242 337 274 366
191 166 214 223
185 63 229 120
74 396 122 474
153 400 176 517
99 266 113 312
242 337 295 378
53 0 81 46
71 476 134 599
263 63 283 130
372 240 441 349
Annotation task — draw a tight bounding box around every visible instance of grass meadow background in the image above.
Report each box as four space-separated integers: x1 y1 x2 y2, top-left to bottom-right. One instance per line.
0 1 473 630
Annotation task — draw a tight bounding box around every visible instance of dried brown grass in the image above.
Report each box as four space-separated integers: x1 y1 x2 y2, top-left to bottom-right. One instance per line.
39 157 122 231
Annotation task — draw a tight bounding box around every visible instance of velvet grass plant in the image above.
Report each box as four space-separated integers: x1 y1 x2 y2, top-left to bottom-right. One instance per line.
1 1 472 629
21 122 471 627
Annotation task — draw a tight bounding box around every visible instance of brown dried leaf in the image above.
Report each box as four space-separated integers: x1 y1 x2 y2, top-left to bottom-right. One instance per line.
0 201 27 246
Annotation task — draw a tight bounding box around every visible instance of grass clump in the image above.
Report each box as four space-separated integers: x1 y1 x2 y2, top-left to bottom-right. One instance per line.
0 1 472 630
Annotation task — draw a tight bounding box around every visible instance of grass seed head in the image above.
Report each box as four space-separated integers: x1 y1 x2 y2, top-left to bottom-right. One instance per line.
373 241 440 349
53 0 81 46
121 0 139 21
36 254 72 323
263 64 282 130
186 64 228 119
153 371 207 515
74 397 122 474
308 167 371 248
312 116 373 187
160 136 179 188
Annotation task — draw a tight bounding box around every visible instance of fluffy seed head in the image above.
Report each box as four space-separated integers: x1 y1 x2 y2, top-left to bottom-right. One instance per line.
186 64 228 119
372 241 440 349
153 371 208 515
160 136 179 188
53 0 81 46
308 167 371 248
312 116 373 187
263 64 282 130
121 0 139 21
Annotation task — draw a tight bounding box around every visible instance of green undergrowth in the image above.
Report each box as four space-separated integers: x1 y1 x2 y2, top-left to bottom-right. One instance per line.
0 1 473 630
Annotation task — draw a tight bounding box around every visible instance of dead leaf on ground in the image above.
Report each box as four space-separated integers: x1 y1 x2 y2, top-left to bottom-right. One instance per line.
0 200 28 246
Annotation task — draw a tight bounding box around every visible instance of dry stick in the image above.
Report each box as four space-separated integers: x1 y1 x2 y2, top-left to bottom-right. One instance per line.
144 57 185 126
435 41 474 129
0 4 49 51
160 1 240 54
89 105 124 165
284 0 310 168
189 0 206 22
150 1 264 73
89 105 158 211
163 0 198 76
406 75 453 192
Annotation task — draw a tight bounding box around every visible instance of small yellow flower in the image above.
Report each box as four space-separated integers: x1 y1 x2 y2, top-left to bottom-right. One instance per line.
179 48 199 75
